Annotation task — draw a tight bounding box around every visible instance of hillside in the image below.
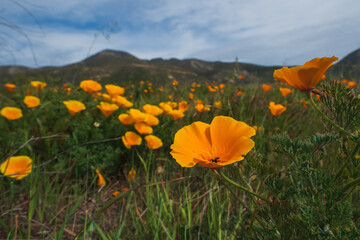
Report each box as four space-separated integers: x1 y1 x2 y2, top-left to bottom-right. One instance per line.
0 48 359 85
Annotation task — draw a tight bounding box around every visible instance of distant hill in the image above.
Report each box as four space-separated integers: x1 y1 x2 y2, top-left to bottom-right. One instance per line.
329 48 360 79
0 48 359 85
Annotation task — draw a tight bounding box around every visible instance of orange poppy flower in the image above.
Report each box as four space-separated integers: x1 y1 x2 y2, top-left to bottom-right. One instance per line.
97 102 119 117
80 80 102 94
129 108 147 122
214 101 222 108
0 156 32 180
172 80 179 86
127 168 136 180
23 96 40 108
0 107 23 120
189 93 194 100
63 100 86 115
342 79 349 85
262 84 272 92
102 93 111 102
118 113 135 125
4 83 16 92
279 87 293 97
347 81 357 88
144 113 159 126
190 88 196 92
168 102 177 109
195 103 210 113
122 131 142 149
95 169 106 186
239 75 245 80
112 191 120 197
219 84 225 89
115 96 133 108
268 102 286 116
30 81 47 90
143 104 163 116
144 135 163 150
273 56 338 91
178 101 188 112
105 84 125 97
170 110 185 120
170 116 255 169
208 85 217 93
134 122 153 135
159 102 173 115
236 90 244 96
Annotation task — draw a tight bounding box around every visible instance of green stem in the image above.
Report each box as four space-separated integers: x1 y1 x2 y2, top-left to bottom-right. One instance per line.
343 176 360 192
307 92 356 139
334 142 360 182
214 169 270 204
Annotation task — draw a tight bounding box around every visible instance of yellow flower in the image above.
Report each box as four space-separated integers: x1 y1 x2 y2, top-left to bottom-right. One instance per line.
214 101 222 108
143 104 163 116
4 83 16 92
144 113 159 126
134 122 153 135
63 100 86 115
23 96 40 108
30 81 47 90
105 84 125 97
178 101 188 112
170 110 185 120
0 156 32 180
279 87 293 97
97 102 119 117
144 135 163 150
262 84 272 92
122 131 142 149
115 96 133 108
0 107 23 120
118 113 135 125
170 116 255 169
273 56 338 91
268 102 286 116
127 168 136 180
129 108 147 122
80 80 102 94
95 169 106 186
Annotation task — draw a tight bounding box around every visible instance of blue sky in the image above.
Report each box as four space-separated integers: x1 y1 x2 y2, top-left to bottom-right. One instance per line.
1 0 360 67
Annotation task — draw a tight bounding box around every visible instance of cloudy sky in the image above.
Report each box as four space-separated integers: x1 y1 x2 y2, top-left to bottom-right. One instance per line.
1 0 360 67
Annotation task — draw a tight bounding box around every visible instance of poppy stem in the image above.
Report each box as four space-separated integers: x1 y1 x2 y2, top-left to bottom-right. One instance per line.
214 169 270 204
307 92 357 139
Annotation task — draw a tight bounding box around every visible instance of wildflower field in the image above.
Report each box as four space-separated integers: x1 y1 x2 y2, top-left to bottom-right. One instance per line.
1 57 360 239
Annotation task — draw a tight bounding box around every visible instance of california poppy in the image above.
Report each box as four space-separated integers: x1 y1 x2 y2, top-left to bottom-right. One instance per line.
0 107 23 120
63 100 86 115
144 113 159 126
122 131 142 149
214 101 222 108
143 104 163 116
95 169 106 186
268 102 286 116
105 84 125 97
24 96 40 108
273 56 338 91
134 122 153 135
4 83 16 92
118 113 135 125
0 156 32 180
172 80 178 86
127 168 136 180
30 81 47 90
159 103 173 115
262 84 272 92
170 116 255 169
279 88 293 97
80 80 102 94
195 103 210 113
128 108 147 122
170 110 185 120
115 96 133 108
178 101 188 112
144 135 163 150
97 102 119 117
